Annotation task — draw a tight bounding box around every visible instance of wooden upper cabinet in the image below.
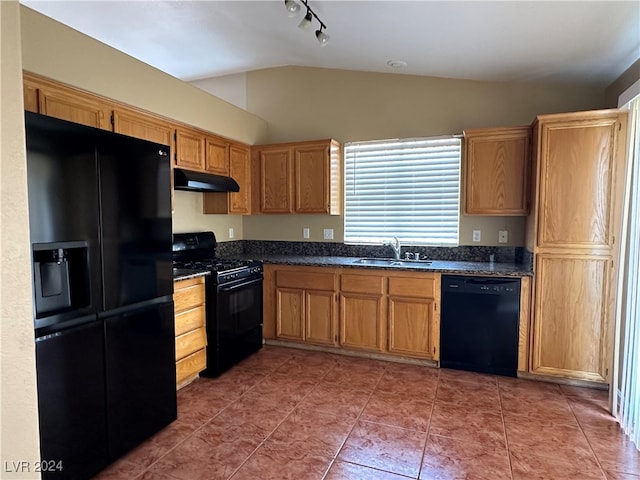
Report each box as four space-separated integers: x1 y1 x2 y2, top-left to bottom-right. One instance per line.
175 127 205 171
229 144 251 214
203 143 252 215
112 107 173 147
205 135 230 175
23 78 39 113
295 140 341 214
463 126 531 215
258 146 294 213
535 111 625 250
25 75 111 130
253 139 341 215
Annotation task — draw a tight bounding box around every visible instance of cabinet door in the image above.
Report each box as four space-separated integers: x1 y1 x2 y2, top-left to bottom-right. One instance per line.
388 297 434 359
202 143 251 215
113 108 173 147
276 287 304 341
464 127 531 215
205 135 230 175
37 85 112 130
305 290 337 346
229 144 251 214
295 143 330 213
537 115 620 249
340 293 385 352
531 254 612 383
260 148 294 213
175 127 205 171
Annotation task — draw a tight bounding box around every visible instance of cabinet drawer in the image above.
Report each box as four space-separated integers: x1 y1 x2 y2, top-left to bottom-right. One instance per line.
341 273 385 294
174 282 205 313
175 327 207 361
276 270 335 291
175 306 206 337
176 349 206 385
388 276 435 298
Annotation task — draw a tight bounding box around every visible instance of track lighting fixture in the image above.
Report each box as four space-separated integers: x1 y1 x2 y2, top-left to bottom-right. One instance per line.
298 10 313 30
315 27 330 46
283 0 329 46
284 0 300 17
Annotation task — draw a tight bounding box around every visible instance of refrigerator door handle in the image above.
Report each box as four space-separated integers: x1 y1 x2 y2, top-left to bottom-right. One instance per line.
35 313 99 341
97 295 173 319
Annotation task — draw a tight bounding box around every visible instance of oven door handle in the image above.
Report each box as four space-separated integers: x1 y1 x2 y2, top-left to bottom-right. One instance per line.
219 277 263 292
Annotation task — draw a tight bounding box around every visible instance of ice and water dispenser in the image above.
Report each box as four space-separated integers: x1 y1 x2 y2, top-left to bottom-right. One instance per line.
32 241 91 319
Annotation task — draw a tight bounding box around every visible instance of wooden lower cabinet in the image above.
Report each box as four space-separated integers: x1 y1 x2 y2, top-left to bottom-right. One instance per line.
387 275 440 360
530 254 613 383
174 276 207 388
267 265 441 361
274 267 339 346
340 273 386 352
305 291 338 346
276 288 304 341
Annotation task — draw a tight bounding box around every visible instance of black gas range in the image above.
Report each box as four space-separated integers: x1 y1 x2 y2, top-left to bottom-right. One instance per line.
174 258 263 284
172 232 263 377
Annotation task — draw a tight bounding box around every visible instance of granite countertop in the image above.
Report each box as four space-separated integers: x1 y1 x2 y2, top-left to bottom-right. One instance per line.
228 255 533 277
173 268 210 282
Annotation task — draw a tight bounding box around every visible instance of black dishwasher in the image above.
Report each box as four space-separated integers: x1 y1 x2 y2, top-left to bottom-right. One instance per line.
440 275 520 377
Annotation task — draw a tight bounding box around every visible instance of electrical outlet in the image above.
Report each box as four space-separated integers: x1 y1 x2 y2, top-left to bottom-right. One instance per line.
498 230 508 244
472 230 481 242
303 228 310 239
323 228 334 240
228 227 234 239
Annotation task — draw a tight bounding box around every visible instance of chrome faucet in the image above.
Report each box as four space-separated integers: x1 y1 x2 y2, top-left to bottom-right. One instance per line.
384 236 402 260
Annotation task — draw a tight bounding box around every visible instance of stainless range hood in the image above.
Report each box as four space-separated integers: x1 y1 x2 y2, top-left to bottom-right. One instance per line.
173 168 240 193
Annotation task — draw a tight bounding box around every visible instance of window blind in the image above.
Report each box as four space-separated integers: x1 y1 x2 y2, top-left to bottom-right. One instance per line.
344 136 461 245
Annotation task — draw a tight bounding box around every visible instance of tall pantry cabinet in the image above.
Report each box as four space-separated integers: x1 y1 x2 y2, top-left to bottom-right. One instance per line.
527 110 628 384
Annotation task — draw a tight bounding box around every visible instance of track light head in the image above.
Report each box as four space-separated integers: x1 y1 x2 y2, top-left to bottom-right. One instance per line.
298 10 313 30
285 0 330 46
284 0 300 17
315 28 330 46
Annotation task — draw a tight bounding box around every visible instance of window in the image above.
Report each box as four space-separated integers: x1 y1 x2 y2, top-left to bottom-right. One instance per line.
344 136 461 245
614 94 640 449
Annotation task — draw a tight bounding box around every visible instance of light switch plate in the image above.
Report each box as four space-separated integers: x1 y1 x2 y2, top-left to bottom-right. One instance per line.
472 230 481 242
303 228 310 239
228 227 234 239
323 228 334 240
498 230 508 243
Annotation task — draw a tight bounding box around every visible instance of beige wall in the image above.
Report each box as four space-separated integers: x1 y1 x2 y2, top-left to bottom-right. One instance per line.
173 191 243 241
19 6 268 237
243 66 607 245
606 59 640 107
1 1 42 475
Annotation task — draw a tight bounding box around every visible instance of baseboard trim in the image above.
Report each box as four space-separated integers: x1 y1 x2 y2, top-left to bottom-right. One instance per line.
264 339 439 368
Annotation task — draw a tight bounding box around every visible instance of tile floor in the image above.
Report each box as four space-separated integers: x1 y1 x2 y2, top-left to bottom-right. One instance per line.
93 346 639 480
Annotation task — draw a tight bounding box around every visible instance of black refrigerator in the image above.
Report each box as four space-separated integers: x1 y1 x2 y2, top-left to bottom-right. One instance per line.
25 111 177 479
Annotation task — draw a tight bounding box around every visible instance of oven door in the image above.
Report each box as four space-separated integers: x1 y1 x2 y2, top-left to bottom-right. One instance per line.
204 275 263 376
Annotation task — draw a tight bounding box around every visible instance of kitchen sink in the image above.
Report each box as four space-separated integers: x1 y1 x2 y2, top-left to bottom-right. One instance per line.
352 258 432 267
